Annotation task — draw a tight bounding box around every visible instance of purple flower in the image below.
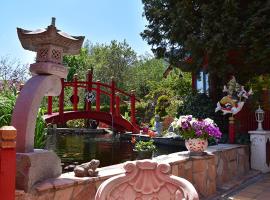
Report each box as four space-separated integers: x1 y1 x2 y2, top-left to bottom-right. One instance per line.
181 121 189 129
196 130 203 136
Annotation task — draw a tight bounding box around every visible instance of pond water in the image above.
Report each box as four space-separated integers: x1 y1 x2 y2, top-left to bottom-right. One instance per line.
45 132 186 169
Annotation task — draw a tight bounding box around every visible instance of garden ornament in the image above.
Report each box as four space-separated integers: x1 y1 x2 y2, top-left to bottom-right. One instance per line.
215 76 252 115
154 114 163 136
74 159 100 177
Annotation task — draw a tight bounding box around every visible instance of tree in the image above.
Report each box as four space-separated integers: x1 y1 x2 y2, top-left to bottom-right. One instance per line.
141 0 270 83
0 56 28 82
125 56 165 98
64 40 137 88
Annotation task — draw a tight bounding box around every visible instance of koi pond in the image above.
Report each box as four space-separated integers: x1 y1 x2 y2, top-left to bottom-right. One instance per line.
45 130 186 169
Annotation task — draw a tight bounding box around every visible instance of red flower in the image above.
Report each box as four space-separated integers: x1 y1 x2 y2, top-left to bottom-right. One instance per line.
131 136 136 144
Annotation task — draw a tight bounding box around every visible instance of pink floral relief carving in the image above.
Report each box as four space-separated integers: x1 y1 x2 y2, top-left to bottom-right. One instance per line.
95 160 199 200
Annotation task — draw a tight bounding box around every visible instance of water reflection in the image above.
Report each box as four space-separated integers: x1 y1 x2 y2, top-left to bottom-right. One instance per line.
46 132 185 168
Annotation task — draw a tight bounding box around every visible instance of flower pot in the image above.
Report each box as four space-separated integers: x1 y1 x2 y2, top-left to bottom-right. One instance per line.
133 149 153 160
185 138 208 156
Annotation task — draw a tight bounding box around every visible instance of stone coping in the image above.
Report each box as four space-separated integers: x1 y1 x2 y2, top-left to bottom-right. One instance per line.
206 144 246 153
29 144 246 195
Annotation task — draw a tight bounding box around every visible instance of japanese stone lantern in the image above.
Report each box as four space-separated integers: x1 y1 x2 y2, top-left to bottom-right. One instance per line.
11 18 84 191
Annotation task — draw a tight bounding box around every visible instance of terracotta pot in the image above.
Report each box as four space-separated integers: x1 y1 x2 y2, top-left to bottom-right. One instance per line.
185 138 208 155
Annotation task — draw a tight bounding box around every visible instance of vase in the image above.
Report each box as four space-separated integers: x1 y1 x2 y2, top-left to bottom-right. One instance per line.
185 138 208 156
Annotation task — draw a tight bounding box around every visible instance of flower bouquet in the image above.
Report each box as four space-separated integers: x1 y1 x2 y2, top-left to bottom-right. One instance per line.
172 115 222 154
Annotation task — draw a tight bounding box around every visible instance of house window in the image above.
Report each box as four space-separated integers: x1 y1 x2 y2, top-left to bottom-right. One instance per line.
196 71 209 94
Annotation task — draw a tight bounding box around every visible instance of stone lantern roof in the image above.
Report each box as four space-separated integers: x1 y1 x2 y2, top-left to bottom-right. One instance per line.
17 17 84 54
16 18 85 78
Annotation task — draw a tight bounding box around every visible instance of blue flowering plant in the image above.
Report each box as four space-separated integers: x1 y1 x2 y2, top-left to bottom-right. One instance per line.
172 115 222 141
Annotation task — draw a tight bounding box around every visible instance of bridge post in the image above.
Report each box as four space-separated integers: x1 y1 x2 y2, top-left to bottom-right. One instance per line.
96 80 101 112
86 68 93 111
73 74 78 111
0 126 16 200
130 90 136 125
59 78 64 122
115 92 120 117
110 77 115 115
47 96 52 115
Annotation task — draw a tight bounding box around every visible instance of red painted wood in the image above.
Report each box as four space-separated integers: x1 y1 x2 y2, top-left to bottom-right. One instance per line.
59 78 64 123
115 94 120 117
110 78 115 115
54 75 141 132
64 81 139 100
130 91 136 125
229 118 235 144
0 148 16 200
96 80 101 112
86 69 93 111
73 74 78 111
47 96 52 115
44 111 140 133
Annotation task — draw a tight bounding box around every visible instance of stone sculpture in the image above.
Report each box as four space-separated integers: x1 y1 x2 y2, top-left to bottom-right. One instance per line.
95 160 199 200
74 159 100 177
154 114 163 136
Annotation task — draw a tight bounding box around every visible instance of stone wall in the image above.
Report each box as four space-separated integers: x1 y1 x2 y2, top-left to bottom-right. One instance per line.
15 144 250 200
207 144 250 187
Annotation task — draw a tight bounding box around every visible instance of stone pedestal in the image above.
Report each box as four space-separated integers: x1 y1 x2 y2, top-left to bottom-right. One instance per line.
249 130 270 173
16 149 62 192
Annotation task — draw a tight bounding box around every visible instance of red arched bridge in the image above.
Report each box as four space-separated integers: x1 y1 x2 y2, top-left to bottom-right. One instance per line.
44 69 140 133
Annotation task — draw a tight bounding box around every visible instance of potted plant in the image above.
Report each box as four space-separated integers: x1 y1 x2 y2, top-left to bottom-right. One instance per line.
172 115 222 155
133 139 157 159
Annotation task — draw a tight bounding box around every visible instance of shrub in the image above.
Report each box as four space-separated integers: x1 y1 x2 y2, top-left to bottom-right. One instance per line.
134 140 156 152
34 108 47 148
155 95 170 118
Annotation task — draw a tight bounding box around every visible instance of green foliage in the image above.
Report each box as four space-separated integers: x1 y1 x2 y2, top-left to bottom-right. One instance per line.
155 95 169 118
34 108 47 148
66 119 85 128
125 57 165 98
134 140 156 152
0 89 16 127
177 92 227 134
64 40 137 90
122 112 131 122
246 75 270 107
135 101 154 124
177 92 216 119
141 0 270 83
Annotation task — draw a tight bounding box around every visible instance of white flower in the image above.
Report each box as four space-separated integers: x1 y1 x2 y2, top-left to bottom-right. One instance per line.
204 118 214 125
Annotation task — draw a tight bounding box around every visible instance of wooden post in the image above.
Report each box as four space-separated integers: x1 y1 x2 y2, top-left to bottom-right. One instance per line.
96 80 101 112
73 74 78 111
115 92 120 117
47 96 52 115
86 68 93 111
191 72 196 90
229 116 235 144
59 78 64 122
0 126 16 200
110 77 115 115
130 90 136 125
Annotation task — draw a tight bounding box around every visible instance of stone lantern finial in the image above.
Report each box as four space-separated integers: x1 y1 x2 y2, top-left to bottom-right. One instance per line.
51 17 56 26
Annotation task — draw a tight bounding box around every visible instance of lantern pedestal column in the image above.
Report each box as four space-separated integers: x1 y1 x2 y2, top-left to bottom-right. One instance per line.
248 130 270 173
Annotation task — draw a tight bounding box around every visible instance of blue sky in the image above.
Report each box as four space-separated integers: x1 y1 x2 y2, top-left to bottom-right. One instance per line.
0 0 151 64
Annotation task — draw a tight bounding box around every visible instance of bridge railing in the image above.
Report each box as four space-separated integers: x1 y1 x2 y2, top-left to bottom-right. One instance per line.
47 70 138 127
